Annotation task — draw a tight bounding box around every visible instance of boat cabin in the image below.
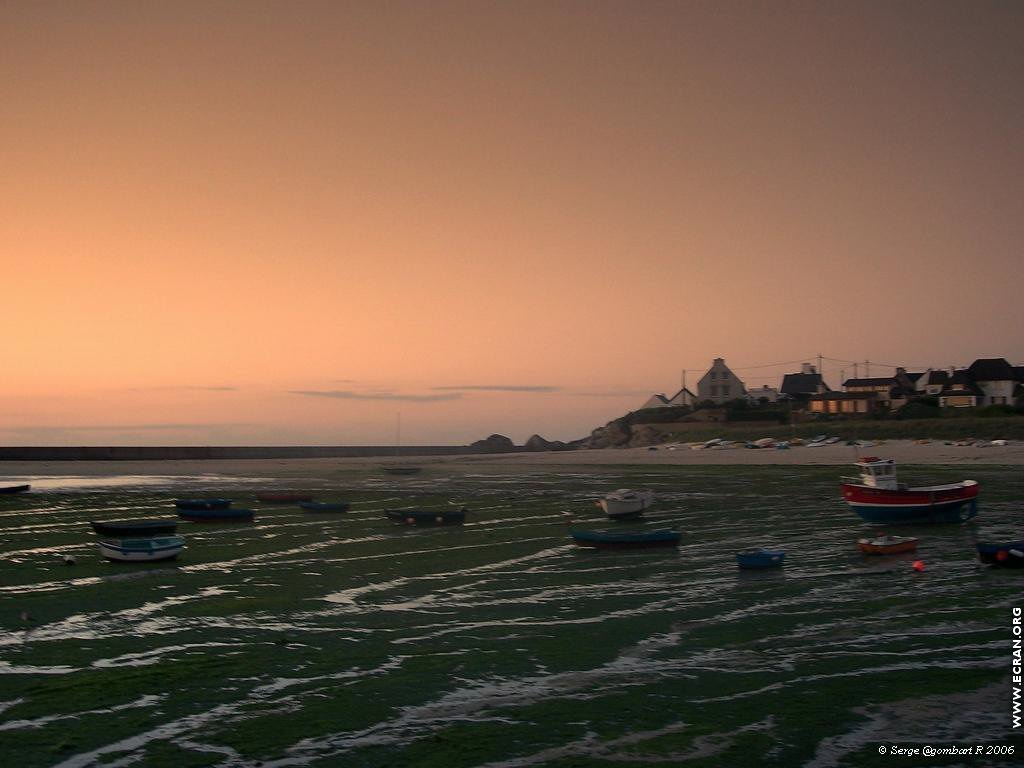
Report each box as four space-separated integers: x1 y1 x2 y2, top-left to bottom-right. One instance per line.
852 457 899 489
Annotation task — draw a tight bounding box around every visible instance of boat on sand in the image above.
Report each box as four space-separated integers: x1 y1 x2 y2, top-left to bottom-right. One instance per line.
597 490 654 520
840 458 978 524
99 536 185 562
857 534 918 555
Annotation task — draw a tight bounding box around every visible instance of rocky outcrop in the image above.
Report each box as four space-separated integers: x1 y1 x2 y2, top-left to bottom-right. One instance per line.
468 434 517 453
586 420 632 449
627 425 662 447
524 434 569 452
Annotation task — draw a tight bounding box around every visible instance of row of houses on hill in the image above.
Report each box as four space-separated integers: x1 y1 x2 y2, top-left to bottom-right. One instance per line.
641 357 1024 416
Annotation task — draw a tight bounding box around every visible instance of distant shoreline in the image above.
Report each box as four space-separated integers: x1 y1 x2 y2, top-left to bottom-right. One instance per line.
1 440 1022 479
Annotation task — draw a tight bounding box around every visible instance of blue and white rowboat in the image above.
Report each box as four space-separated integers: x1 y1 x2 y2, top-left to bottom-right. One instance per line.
99 536 185 562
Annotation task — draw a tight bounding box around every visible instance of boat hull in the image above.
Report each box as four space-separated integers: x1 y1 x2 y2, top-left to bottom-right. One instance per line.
736 550 785 569
0 484 30 494
382 466 422 475
599 494 653 520
841 481 979 523
177 508 254 522
300 502 350 512
977 542 1024 568
385 509 465 525
99 537 184 562
858 537 918 555
91 519 179 537
570 529 680 549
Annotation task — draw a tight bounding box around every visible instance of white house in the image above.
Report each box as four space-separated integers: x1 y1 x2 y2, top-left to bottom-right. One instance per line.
697 358 746 404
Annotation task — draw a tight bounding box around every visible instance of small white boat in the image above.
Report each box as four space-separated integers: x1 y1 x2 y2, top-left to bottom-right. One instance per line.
598 489 654 520
98 536 185 562
753 437 775 448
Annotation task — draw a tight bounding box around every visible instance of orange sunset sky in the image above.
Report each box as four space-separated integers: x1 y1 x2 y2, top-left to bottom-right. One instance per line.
3 1 1022 446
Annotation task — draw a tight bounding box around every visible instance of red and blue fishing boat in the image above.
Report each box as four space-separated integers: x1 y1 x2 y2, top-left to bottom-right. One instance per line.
976 541 1024 568
840 458 979 524
570 528 680 549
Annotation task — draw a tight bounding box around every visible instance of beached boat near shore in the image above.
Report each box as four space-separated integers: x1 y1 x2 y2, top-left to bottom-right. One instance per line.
597 489 654 520
91 519 178 537
976 541 1024 568
570 528 680 549
385 508 466 525
840 457 979 524
175 498 233 511
257 492 314 503
0 484 30 494
300 501 350 512
98 536 185 562
858 534 918 555
736 549 785 569
178 507 254 523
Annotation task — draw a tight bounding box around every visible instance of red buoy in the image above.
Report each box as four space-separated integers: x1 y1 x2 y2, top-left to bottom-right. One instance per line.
912 560 925 572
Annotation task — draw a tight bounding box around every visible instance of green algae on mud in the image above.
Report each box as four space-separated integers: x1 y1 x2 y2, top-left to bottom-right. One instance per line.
0 464 1020 767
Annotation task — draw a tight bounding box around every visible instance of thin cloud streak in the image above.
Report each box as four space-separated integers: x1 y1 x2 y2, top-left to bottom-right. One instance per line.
2 423 252 434
290 390 462 403
432 385 561 392
127 386 238 392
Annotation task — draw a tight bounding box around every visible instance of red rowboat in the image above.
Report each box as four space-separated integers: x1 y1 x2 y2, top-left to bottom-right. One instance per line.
857 534 919 555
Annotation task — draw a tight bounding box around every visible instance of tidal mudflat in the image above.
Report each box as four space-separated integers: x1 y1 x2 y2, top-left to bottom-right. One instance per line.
1 464 1020 767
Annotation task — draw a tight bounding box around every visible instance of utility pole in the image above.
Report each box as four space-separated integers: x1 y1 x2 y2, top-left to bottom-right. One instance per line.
818 353 823 375
865 360 870 378
853 362 858 378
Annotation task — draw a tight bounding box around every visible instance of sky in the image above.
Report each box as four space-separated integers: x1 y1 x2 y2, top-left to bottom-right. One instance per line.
2 0 1022 446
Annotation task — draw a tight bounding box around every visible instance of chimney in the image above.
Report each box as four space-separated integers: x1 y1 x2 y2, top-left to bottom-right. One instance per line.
801 362 816 375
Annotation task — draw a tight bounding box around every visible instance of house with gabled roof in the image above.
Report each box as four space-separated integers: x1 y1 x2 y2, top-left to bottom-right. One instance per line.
639 386 697 411
696 358 746 404
938 370 983 408
967 358 1017 406
842 367 917 409
780 363 829 406
667 387 698 407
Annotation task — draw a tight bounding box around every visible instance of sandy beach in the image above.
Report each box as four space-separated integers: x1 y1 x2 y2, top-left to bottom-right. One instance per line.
2 439 1022 480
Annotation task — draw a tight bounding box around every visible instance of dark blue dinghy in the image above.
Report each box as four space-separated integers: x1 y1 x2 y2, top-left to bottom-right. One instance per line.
977 541 1024 568
300 501 351 512
736 549 785 569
